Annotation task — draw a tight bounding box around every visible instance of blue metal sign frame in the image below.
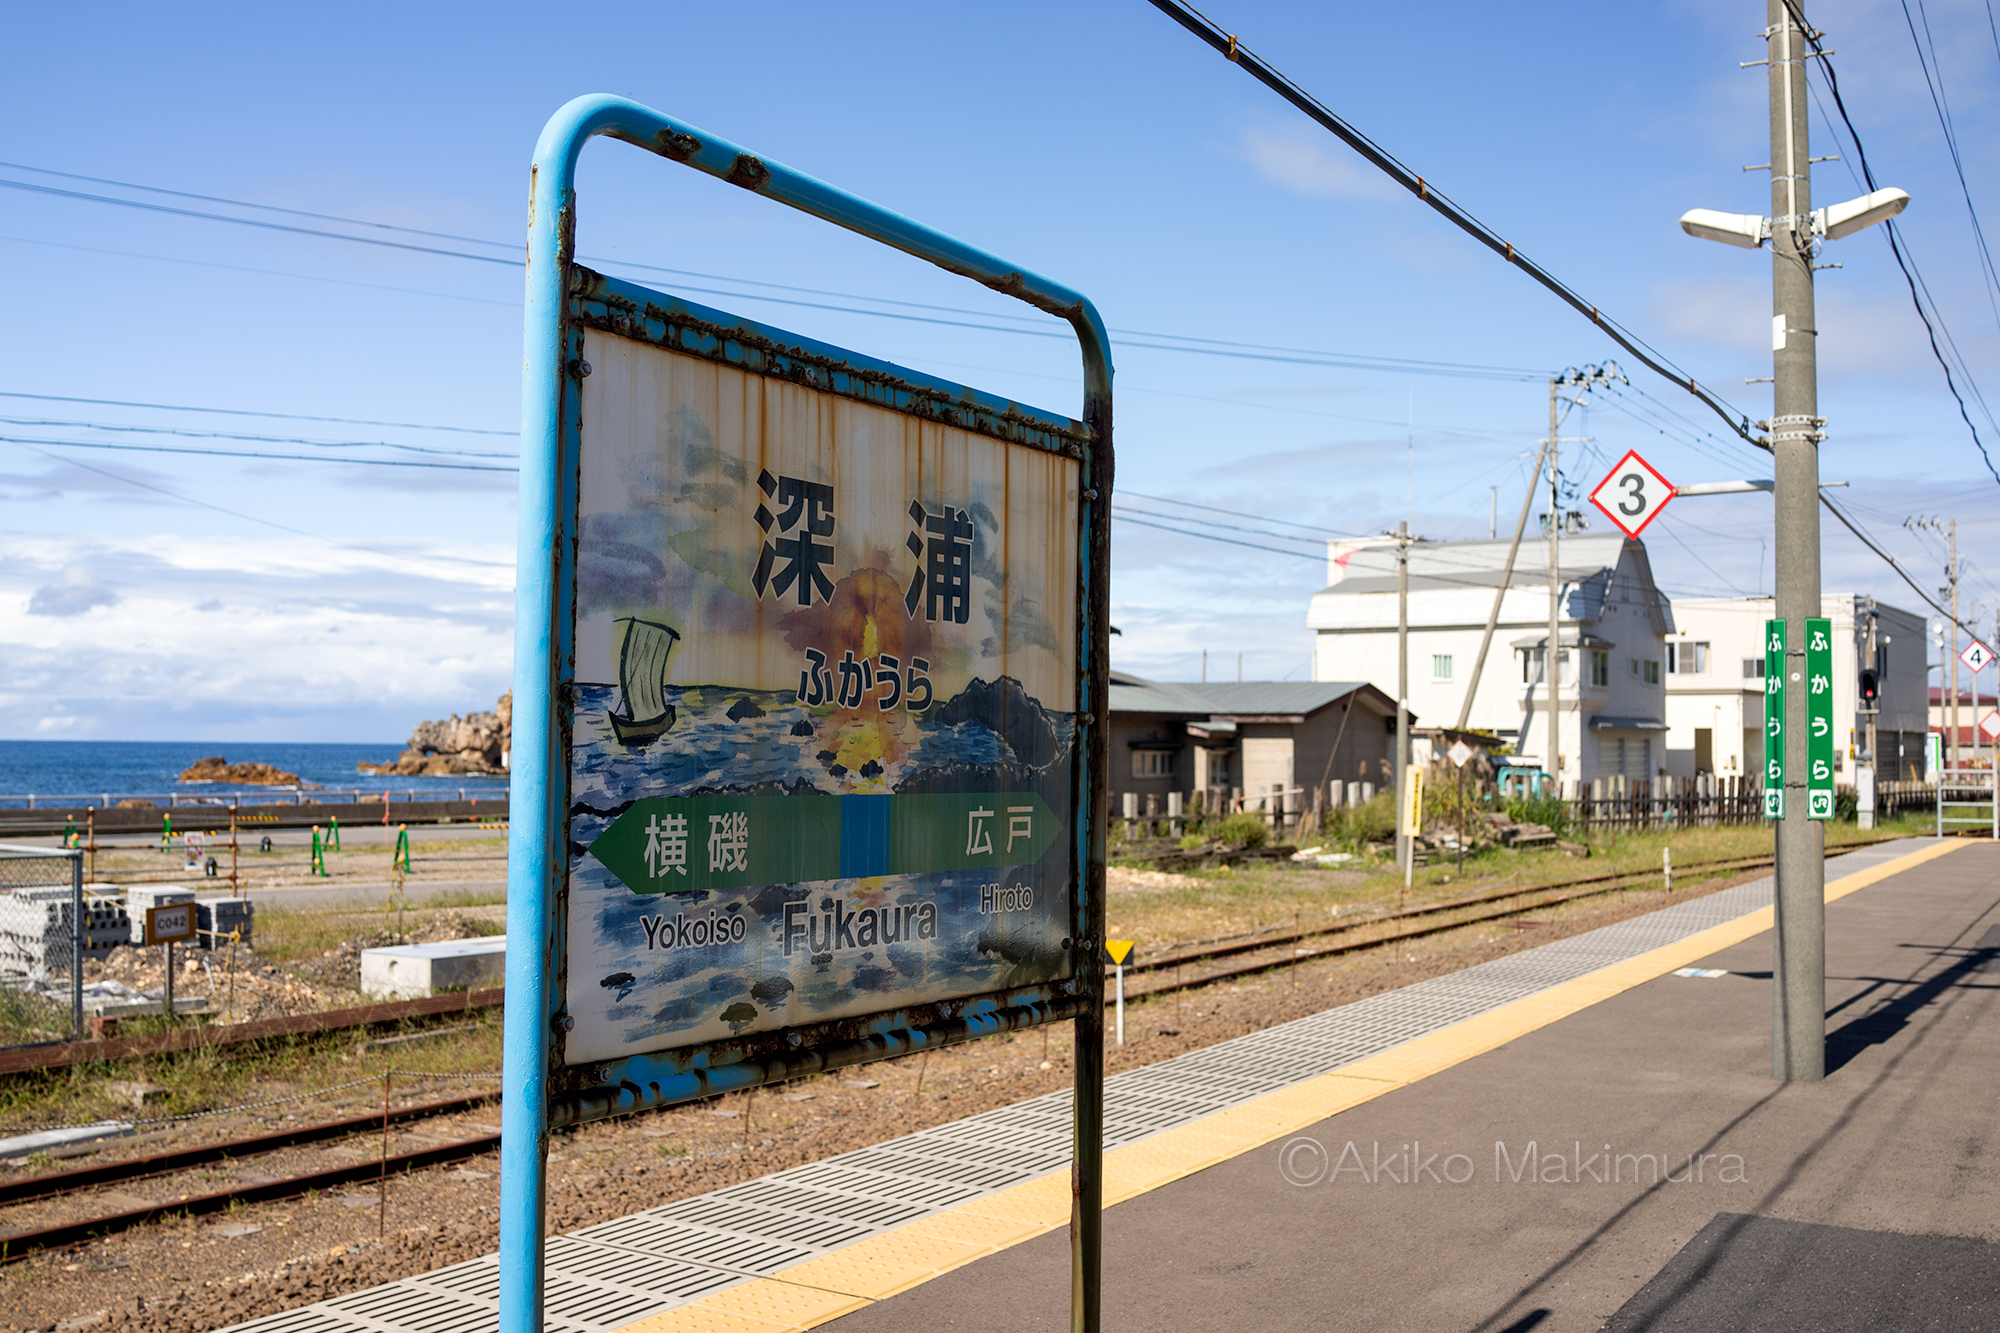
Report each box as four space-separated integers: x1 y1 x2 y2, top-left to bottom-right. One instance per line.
503 95 1112 1332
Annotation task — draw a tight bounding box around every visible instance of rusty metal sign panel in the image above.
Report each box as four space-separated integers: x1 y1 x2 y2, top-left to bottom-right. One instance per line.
503 98 1113 1333
561 292 1083 1065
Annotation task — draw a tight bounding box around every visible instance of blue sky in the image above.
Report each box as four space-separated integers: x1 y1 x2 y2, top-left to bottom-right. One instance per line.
2 0 1997 741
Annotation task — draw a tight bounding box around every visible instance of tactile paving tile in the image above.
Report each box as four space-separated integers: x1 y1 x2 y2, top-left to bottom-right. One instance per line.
218 839 1928 1333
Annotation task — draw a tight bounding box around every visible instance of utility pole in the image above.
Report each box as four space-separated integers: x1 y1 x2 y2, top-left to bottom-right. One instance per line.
1456 364 1615 740
1677 5 1907 1083
1948 520 1960 768
1457 446 1548 731
1861 596 1878 828
1767 0 1826 1084
1396 520 1411 876
1547 384 1563 797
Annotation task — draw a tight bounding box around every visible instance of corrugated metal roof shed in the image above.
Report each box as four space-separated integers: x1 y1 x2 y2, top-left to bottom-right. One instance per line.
1106 677 1386 719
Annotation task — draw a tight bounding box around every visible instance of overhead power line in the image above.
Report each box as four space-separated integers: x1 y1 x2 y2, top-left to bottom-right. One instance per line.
1819 491 1987 642
0 415 513 458
2 435 517 472
1143 0 1765 449
5 440 322 539
1786 0 2000 486
0 163 1547 383
0 389 514 436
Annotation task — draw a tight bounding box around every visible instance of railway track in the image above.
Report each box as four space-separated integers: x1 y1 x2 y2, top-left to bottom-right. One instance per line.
0 1087 500 1259
1122 838 1896 1000
0 834 1924 1258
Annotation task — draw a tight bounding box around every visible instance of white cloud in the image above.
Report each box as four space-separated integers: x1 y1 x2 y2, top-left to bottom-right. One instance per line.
0 532 516 741
1237 127 1397 201
27 564 120 617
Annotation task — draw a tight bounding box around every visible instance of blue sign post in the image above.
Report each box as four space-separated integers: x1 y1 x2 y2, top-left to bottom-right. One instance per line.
503 95 1112 1333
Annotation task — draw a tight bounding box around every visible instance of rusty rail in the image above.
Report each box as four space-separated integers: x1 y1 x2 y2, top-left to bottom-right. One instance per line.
0 1089 498 1207
0 988 503 1078
0 1132 498 1260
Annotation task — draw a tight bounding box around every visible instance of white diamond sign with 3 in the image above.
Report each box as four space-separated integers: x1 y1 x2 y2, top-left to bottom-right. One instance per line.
1588 450 1675 539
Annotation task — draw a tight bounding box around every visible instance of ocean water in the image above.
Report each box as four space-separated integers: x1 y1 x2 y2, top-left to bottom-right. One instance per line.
0 740 511 804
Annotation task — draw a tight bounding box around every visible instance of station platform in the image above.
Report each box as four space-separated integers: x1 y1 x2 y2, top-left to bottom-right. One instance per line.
231 836 1996 1333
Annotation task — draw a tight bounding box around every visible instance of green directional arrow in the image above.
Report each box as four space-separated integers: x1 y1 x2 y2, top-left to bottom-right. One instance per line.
587 791 1063 894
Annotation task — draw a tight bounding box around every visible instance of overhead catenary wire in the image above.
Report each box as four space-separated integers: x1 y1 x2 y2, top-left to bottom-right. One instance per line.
1142 0 1765 450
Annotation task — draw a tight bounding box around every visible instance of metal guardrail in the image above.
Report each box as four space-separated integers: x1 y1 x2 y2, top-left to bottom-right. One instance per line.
1935 768 1997 838
0 785 507 810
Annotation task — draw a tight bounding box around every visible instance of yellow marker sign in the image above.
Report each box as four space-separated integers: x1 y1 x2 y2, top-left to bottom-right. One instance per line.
1104 939 1134 966
1399 768 1425 839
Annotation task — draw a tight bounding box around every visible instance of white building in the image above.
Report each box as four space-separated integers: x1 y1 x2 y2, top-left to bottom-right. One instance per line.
1663 595 1930 782
1305 533 1673 789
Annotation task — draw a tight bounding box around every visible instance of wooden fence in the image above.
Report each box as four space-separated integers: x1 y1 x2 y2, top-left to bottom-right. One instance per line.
1573 775 1762 831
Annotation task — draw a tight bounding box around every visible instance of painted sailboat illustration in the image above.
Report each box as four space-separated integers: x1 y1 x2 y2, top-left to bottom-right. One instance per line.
610 617 681 746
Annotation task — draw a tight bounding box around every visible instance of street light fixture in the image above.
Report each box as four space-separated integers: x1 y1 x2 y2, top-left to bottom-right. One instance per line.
1678 187 1909 249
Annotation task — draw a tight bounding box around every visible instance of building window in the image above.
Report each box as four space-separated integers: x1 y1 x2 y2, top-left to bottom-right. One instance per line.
1589 650 1609 687
1598 737 1654 776
1742 657 1765 679
1432 654 1454 681
1132 750 1175 779
1521 647 1570 685
1667 642 1709 675
1644 659 1661 685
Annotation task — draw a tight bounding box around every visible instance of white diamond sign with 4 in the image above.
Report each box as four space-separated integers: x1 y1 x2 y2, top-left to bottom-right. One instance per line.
1961 639 1993 673
1588 450 1675 539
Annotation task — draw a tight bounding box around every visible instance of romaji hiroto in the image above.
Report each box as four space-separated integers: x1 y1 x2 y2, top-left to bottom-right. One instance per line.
754 470 836 607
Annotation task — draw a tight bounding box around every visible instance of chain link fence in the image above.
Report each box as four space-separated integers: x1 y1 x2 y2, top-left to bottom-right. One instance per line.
0 844 93 1046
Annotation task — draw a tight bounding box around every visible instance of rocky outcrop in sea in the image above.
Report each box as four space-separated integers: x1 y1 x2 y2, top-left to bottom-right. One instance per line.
359 692 511 776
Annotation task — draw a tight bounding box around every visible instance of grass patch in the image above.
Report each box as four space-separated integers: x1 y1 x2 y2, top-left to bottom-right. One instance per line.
1108 816 1934 959
0 1008 503 1134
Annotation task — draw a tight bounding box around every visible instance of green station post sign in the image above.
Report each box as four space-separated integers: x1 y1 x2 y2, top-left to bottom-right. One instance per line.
1806 616 1835 820
1764 619 1785 819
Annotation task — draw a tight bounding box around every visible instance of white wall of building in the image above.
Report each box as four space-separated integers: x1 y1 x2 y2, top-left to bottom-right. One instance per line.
1664 595 1930 780
1306 535 1670 788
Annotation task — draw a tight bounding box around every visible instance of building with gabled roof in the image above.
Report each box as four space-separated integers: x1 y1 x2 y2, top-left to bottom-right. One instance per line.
1304 532 1673 791
1107 672 1405 813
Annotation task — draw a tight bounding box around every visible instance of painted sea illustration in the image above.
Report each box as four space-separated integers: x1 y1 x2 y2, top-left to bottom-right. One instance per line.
563 322 1082 1067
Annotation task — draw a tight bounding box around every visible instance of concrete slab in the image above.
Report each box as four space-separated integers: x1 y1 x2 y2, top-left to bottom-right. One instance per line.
0 1121 133 1160
819 842 2000 1333
359 936 506 999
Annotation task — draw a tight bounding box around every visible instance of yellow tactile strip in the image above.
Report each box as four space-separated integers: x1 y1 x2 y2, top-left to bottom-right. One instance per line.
618 839 1963 1331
